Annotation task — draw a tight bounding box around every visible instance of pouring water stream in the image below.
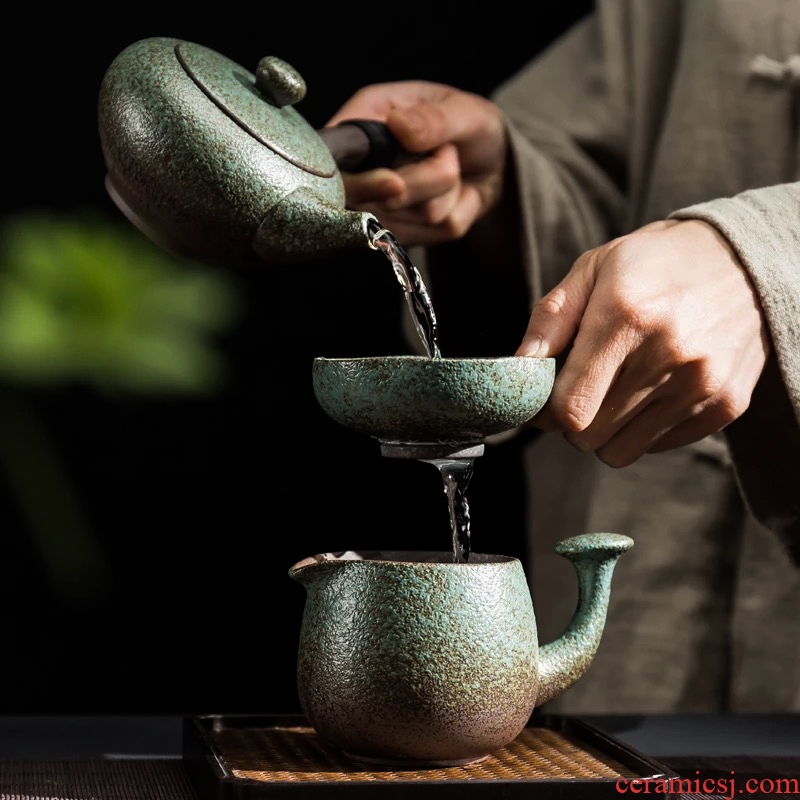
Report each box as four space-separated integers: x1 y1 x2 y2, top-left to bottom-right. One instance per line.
368 219 473 562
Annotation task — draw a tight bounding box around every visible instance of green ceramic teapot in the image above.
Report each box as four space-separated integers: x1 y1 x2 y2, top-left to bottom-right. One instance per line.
289 536 633 767
98 38 407 266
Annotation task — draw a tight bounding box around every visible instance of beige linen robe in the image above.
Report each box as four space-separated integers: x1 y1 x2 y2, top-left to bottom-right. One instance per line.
419 0 800 712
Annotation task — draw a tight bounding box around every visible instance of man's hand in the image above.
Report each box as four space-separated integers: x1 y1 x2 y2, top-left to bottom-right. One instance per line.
326 81 507 246
517 219 770 466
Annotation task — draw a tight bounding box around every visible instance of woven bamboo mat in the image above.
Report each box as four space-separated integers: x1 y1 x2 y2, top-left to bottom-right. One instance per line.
209 724 641 783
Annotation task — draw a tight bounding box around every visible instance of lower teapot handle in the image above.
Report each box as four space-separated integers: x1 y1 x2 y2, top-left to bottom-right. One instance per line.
318 120 427 173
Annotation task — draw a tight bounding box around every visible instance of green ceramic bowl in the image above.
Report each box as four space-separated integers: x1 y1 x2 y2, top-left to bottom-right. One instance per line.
312 355 555 443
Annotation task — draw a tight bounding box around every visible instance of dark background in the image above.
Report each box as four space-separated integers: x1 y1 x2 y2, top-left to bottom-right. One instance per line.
1 4 592 713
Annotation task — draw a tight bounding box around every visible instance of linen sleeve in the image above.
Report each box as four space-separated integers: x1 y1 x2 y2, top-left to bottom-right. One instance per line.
486 6 632 304
669 183 800 562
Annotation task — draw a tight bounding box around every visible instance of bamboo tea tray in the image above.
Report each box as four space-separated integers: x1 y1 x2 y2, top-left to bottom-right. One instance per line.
182 714 679 798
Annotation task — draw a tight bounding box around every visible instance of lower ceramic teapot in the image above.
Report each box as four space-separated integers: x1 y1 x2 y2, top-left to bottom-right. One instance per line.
289 533 633 767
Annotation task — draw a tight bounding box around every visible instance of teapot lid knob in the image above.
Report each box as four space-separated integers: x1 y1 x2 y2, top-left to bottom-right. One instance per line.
255 56 306 107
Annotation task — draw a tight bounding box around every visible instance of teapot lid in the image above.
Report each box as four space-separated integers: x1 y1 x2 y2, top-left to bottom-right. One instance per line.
175 40 336 178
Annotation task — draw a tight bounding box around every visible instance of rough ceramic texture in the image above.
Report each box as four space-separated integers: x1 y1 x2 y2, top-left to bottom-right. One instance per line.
98 38 376 266
289 534 633 767
535 533 635 706
312 355 556 444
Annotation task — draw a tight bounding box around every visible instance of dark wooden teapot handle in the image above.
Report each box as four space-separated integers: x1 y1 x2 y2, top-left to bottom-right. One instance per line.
318 120 426 173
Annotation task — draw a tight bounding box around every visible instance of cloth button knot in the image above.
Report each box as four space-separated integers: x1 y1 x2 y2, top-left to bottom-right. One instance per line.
749 53 800 88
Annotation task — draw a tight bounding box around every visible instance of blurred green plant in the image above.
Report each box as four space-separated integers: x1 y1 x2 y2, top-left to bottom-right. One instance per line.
0 211 241 598
0 212 238 393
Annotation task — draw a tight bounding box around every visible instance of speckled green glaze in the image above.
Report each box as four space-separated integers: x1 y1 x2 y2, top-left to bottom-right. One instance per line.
312 355 556 443
98 38 376 266
289 534 633 767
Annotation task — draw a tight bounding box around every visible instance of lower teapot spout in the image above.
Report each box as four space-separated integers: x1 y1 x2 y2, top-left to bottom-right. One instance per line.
535 533 634 707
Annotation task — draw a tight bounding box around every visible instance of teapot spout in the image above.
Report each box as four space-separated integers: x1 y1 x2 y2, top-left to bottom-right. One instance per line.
535 533 633 707
253 187 377 265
